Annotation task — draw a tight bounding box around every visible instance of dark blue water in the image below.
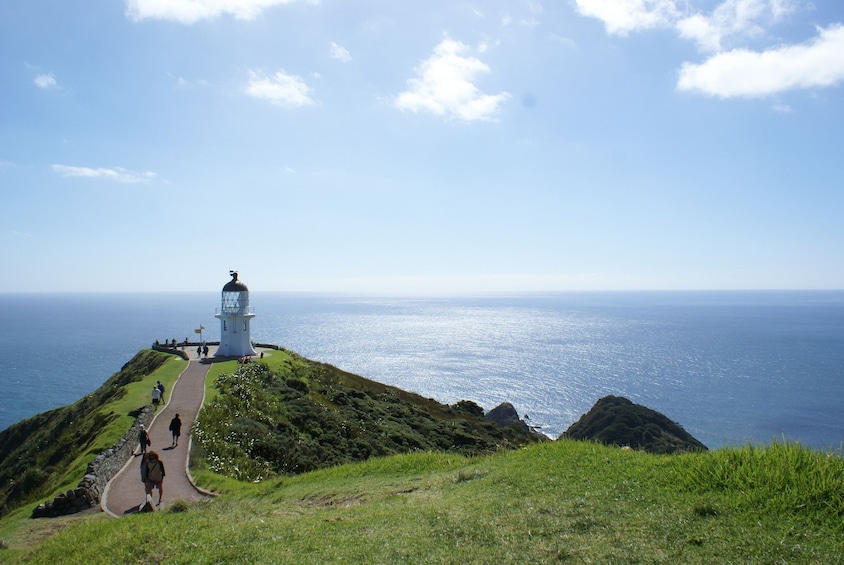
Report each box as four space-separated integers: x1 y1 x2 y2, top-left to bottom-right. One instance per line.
2 291 843 450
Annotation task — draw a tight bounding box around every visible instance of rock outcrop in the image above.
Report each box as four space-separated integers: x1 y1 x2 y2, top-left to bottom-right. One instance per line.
485 402 532 433
561 395 707 454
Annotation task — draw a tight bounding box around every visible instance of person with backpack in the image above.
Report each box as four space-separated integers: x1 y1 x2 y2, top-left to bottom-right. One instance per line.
142 451 166 506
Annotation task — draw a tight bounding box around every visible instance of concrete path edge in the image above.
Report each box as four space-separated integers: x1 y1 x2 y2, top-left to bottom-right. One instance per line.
100 357 216 518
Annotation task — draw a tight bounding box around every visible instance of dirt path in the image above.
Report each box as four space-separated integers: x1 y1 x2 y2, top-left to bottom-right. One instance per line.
101 356 214 516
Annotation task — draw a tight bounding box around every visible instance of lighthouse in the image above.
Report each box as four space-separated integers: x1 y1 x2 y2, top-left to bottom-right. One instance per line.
215 271 257 358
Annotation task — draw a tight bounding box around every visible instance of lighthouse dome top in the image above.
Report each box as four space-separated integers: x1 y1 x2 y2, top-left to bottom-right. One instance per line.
222 271 249 292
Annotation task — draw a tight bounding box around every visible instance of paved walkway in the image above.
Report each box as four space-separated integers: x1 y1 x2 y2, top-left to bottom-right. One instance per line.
102 352 217 516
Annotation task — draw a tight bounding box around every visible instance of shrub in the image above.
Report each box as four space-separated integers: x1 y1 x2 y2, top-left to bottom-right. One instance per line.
167 499 190 513
193 361 543 482
453 400 484 417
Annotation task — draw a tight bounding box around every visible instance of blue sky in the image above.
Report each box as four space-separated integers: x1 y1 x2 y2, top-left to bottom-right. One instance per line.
2 0 843 293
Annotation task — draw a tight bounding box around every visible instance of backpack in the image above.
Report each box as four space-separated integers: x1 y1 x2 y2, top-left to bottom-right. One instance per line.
147 460 164 482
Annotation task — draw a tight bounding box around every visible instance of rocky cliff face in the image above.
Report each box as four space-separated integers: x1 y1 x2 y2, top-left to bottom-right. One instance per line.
561 396 707 454
485 402 533 433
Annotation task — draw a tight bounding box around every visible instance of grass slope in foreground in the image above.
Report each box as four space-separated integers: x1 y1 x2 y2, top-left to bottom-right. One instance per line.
3 348 844 562
11 439 844 563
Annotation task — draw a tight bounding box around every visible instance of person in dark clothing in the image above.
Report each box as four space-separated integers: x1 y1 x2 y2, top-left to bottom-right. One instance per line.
169 414 182 447
143 451 166 505
137 424 150 454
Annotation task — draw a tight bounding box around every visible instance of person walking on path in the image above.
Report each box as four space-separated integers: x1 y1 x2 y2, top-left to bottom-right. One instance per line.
142 451 166 505
103 350 217 516
137 424 150 455
169 414 182 447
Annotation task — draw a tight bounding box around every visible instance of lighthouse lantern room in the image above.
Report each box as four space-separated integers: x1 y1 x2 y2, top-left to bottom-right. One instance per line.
215 270 257 358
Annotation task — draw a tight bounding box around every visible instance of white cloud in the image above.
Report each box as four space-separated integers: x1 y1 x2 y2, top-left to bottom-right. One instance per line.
550 33 578 51
244 70 315 108
576 0 799 51
574 0 680 36
34 73 58 89
477 38 500 54
52 165 156 183
329 42 351 63
677 0 799 53
677 25 844 98
676 14 722 52
574 0 844 99
175 76 211 88
394 39 510 122
125 0 315 24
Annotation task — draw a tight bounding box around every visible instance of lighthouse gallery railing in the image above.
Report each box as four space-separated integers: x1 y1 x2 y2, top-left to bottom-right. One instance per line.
215 306 255 316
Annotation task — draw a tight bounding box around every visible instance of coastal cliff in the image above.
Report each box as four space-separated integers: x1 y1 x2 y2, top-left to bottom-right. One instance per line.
562 395 707 453
0 350 172 517
4 350 844 563
1 348 542 515
2 347 705 520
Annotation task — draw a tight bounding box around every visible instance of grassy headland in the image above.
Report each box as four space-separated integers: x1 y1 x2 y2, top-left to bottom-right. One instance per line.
1 349 844 563
0 350 185 517
190 348 543 483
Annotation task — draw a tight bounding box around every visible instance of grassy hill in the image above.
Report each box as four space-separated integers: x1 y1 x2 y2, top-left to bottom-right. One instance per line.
0 350 185 517
2 349 844 562
190 348 543 483
563 395 708 453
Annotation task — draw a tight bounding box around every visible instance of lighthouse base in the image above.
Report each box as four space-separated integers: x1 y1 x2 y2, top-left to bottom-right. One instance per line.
215 341 257 358
215 313 257 358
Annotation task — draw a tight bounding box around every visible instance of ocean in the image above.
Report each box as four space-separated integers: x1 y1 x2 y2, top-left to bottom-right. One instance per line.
1 291 843 451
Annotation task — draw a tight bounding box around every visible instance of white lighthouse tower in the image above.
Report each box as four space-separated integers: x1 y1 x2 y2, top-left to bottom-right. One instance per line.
215 271 257 358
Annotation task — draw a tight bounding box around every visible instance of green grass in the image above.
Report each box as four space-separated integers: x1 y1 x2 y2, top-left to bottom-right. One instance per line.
190 353 542 483
3 349 844 562
0 351 187 515
49 353 188 497
0 351 186 553
5 440 844 563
